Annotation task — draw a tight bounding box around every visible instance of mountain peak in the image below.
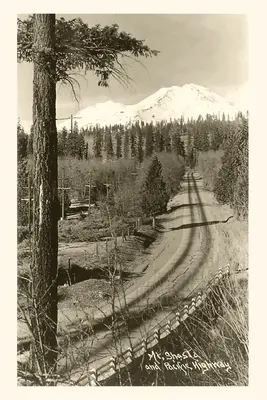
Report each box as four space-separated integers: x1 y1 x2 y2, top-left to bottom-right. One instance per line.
183 83 211 92
21 83 240 132
56 83 239 129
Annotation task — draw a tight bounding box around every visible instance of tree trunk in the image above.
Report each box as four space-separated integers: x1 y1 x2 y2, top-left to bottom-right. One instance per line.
31 14 58 375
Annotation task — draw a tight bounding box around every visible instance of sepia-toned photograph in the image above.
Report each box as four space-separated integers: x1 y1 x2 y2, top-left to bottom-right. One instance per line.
17 13 248 386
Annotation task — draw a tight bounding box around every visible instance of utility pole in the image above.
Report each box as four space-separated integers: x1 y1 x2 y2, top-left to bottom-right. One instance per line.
85 178 96 216
56 114 82 134
104 183 112 200
70 114 74 135
58 169 70 220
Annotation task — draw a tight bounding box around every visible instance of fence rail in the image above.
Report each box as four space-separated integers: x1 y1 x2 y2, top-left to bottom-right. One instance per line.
78 265 230 386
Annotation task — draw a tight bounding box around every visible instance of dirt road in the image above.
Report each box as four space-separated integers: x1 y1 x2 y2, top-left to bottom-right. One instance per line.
54 171 233 382
18 171 233 382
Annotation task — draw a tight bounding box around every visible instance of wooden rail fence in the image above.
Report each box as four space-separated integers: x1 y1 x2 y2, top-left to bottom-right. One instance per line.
74 265 230 386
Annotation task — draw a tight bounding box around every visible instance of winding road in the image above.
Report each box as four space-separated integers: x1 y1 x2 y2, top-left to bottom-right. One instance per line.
53 171 232 382
18 171 233 383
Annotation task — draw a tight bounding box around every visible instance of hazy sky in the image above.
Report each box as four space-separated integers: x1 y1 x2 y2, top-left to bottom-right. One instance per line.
17 14 248 122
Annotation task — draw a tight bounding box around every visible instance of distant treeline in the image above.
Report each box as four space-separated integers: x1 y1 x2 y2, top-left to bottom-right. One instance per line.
17 111 248 226
18 112 246 165
197 115 248 219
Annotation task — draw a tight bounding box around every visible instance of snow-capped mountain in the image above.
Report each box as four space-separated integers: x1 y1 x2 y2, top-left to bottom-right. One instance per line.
20 84 241 132
57 84 239 130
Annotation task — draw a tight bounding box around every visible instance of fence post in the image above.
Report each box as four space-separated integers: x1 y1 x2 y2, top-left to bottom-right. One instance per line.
152 216 156 229
196 292 202 307
141 338 147 354
182 304 189 321
95 242 99 257
175 311 180 326
67 257 71 286
127 227 130 238
110 356 116 373
88 369 97 386
225 263 230 275
214 271 220 284
126 347 133 365
206 284 212 294
154 329 160 344
135 219 138 229
167 320 171 334
189 297 196 314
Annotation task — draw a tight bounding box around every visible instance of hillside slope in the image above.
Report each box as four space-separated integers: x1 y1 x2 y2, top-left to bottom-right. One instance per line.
19 84 239 133
57 84 238 129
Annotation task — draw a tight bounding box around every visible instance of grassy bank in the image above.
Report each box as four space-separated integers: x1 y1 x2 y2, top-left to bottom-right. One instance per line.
104 274 248 386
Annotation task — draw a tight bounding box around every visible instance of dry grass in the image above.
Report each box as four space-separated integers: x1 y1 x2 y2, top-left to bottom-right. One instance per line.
104 275 248 386
18 272 248 386
102 198 249 386
216 218 248 272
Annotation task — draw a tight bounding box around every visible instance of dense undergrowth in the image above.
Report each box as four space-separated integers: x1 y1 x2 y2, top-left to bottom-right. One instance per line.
197 116 248 219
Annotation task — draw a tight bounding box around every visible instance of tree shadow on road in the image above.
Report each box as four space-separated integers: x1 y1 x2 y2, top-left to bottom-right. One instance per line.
51 174 223 362
170 216 233 231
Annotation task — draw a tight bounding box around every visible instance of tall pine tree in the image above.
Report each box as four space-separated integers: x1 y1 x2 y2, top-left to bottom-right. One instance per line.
210 125 223 151
137 125 144 163
116 130 122 159
123 129 130 159
154 123 164 153
145 123 154 157
18 13 159 376
130 127 137 158
163 124 172 153
93 129 102 158
58 126 68 156
141 155 169 216
17 120 29 226
66 121 80 157
31 14 58 373
105 130 114 159
17 119 28 162
172 130 185 158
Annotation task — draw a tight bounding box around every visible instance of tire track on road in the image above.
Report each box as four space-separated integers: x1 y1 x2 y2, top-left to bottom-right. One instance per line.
90 173 198 326
139 172 213 308
60 174 205 370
